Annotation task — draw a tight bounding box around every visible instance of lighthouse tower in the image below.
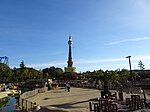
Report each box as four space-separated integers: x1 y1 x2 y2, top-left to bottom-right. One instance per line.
65 35 76 73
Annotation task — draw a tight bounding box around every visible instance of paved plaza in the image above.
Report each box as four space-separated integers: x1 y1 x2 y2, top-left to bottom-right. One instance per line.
27 87 100 112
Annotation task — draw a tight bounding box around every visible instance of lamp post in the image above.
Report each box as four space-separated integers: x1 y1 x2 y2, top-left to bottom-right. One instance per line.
126 56 133 86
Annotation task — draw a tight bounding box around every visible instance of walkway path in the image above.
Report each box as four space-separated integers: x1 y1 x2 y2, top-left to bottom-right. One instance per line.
0 90 20 99
27 87 100 112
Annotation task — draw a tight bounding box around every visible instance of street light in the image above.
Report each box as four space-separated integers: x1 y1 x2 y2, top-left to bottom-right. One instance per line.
126 56 133 86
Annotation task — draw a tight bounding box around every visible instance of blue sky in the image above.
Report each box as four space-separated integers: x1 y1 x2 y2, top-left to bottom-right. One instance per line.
0 0 150 72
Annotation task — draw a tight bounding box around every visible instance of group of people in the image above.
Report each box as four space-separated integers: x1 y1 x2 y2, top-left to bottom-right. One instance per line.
65 83 71 92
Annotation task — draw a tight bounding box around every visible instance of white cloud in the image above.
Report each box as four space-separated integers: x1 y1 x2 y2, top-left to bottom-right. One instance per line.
75 58 126 64
76 55 150 65
132 56 150 61
26 55 150 70
107 37 149 45
27 61 66 68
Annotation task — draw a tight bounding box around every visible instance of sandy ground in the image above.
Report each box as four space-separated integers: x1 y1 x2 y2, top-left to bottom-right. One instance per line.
27 87 150 112
27 87 100 112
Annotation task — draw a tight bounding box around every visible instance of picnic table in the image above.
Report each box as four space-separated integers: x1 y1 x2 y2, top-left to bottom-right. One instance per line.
89 97 119 112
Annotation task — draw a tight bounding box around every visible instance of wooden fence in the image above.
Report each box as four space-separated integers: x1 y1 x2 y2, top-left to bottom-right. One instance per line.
17 87 47 111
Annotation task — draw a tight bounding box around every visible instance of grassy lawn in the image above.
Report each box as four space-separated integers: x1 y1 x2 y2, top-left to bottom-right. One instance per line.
0 97 10 108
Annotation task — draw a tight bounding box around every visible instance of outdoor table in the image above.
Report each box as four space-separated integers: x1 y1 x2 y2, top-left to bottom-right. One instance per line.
110 102 119 112
89 101 99 111
140 98 145 109
97 98 112 112
131 94 141 110
108 96 117 100
126 98 131 107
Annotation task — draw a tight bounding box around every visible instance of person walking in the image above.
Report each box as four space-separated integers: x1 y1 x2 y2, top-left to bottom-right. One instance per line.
64 83 67 91
66 83 70 92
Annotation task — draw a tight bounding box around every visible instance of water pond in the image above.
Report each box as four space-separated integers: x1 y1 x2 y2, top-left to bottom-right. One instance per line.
0 97 17 112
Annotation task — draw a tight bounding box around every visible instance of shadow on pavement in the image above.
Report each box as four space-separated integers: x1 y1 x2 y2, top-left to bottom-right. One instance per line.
45 99 89 109
37 107 69 112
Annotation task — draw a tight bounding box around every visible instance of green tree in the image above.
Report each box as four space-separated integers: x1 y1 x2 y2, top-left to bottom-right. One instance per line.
138 60 145 70
27 68 41 79
138 60 146 78
55 67 64 78
43 68 49 79
12 67 17 81
20 61 25 69
0 63 12 82
132 71 138 84
19 61 28 81
117 69 130 87
99 70 112 96
42 66 64 79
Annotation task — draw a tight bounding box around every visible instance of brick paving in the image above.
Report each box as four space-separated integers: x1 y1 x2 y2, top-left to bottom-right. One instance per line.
27 87 100 112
